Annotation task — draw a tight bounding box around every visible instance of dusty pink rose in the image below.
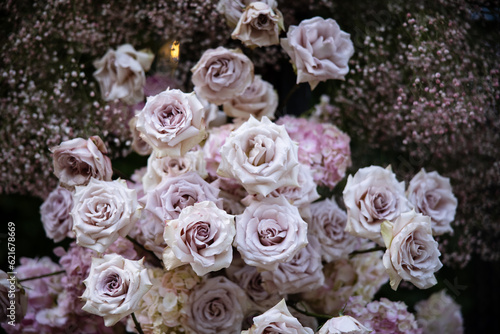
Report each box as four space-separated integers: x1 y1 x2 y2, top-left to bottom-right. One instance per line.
51 136 112 188
81 254 152 326
223 75 278 120
381 210 443 290
203 123 237 177
40 186 74 242
406 168 458 236
217 0 278 28
191 46 254 105
93 44 154 105
281 17 354 89
136 89 206 157
318 315 371 334
231 2 284 48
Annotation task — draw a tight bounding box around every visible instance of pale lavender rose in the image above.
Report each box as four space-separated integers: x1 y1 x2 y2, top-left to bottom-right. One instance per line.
231 2 284 48
318 315 371 334
218 116 300 196
93 44 154 105
81 254 152 326
343 165 410 245
163 201 236 276
277 116 351 189
184 276 249 334
72 178 141 253
281 17 354 89
136 88 206 157
309 198 359 262
142 149 207 192
51 136 113 188
234 196 308 270
242 299 314 334
217 0 278 29
40 186 74 242
129 116 153 156
0 270 28 323
381 210 443 290
191 47 254 105
261 235 324 295
203 123 237 177
143 172 222 222
223 75 278 120
415 290 464 334
406 168 458 236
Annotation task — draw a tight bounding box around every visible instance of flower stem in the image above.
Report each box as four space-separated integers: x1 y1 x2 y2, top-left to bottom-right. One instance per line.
289 302 332 320
131 312 145 334
18 270 66 283
349 245 386 258
126 235 162 267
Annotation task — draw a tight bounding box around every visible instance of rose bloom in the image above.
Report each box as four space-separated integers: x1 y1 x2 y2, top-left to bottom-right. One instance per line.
136 89 206 157
203 123 237 177
242 299 314 334
129 116 152 156
343 165 410 245
281 17 354 89
93 44 154 105
143 172 222 222
415 290 464 334
381 210 443 290
191 46 254 105
318 315 371 334
234 196 308 271
40 186 74 242
216 0 278 29
51 136 113 188
218 116 300 196
72 178 141 253
81 254 152 326
184 276 249 334
223 75 278 121
406 168 458 236
231 2 284 48
162 201 236 276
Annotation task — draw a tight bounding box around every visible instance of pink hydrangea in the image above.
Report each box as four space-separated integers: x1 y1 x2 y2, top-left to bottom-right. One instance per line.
277 116 351 189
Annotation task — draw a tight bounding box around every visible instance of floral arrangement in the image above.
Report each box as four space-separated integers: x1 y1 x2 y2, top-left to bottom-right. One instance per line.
2 0 499 333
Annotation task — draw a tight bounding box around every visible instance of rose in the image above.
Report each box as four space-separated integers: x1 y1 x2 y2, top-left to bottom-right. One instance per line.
136 88 206 157
162 201 236 276
184 276 248 334
0 270 28 323
81 254 152 326
406 168 458 236
143 172 222 222
203 123 236 177
129 116 152 156
415 290 464 334
191 46 254 105
343 165 410 245
218 116 300 196
381 210 443 290
281 17 354 89
309 198 359 262
318 315 371 334
242 299 314 334
217 0 278 29
40 186 74 242
223 75 278 120
51 136 113 188
72 178 141 253
231 2 284 48
93 44 154 105
234 196 308 270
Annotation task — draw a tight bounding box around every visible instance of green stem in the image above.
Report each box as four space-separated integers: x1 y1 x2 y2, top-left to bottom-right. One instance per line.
349 245 386 258
289 302 332 320
131 312 145 334
18 270 66 283
126 236 162 267
113 167 130 181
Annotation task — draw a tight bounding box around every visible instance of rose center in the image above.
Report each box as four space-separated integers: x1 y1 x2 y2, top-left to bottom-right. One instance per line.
258 219 286 246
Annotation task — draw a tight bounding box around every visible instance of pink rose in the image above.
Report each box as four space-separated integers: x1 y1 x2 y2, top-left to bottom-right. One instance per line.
191 47 254 105
136 89 206 157
318 315 371 334
217 0 278 29
129 116 152 156
40 186 74 242
281 17 354 89
51 136 112 188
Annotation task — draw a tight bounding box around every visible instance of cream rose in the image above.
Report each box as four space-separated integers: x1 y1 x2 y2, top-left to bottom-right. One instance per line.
406 168 458 236
231 2 284 48
81 254 152 326
136 89 206 157
191 46 254 105
72 178 141 253
217 0 278 29
162 201 236 276
281 17 354 89
343 165 410 245
234 196 308 270
218 116 300 196
318 315 371 334
40 186 74 242
93 44 154 105
242 299 314 334
51 136 113 188
381 210 443 290
223 75 278 120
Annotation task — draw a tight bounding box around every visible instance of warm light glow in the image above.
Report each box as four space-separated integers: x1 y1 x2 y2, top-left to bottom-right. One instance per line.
159 40 180 63
170 41 180 62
